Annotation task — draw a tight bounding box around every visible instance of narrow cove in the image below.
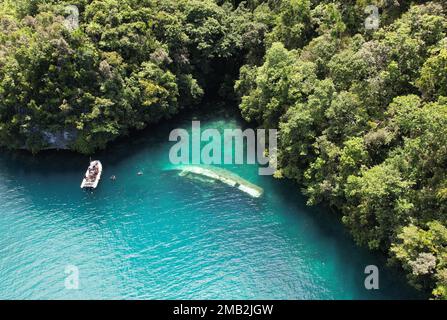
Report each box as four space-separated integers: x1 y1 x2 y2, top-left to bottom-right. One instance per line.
0 107 422 299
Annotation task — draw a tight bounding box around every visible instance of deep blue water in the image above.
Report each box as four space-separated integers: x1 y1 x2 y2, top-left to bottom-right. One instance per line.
0 111 421 299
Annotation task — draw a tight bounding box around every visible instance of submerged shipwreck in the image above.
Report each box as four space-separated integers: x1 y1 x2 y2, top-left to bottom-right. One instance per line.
81 160 103 189
175 165 264 198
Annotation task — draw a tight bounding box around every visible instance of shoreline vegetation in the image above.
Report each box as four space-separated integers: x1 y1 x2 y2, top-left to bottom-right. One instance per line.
0 0 446 299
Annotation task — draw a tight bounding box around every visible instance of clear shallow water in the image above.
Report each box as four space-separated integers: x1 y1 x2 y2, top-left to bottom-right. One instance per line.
0 111 421 299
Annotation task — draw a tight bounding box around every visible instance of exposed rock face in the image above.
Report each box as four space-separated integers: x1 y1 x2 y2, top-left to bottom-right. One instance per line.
41 129 77 150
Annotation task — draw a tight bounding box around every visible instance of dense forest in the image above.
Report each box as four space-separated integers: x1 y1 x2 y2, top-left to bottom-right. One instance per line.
0 0 446 299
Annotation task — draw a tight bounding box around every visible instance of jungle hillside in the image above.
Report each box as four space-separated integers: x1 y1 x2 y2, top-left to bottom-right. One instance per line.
0 0 446 299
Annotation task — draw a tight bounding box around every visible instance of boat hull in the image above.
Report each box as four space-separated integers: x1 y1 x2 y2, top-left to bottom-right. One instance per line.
81 161 103 189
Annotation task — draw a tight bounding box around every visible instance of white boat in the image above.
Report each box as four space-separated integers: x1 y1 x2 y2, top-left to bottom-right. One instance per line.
81 160 103 189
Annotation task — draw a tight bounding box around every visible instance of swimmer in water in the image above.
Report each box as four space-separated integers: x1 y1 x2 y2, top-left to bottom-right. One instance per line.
110 175 116 181
137 171 143 176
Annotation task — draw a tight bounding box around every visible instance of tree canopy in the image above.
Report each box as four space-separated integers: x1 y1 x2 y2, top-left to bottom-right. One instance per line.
234 0 447 299
1 0 446 299
0 0 255 152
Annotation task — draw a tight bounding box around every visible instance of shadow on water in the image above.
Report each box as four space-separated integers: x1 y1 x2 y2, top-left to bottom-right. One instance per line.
265 176 427 299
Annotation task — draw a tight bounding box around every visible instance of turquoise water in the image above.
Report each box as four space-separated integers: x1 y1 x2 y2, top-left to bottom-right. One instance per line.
0 111 421 299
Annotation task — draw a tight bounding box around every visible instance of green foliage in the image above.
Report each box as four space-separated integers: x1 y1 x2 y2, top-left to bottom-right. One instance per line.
0 0 253 152
268 0 312 49
235 0 447 298
344 163 415 250
417 47 447 100
2 0 447 299
236 42 318 126
311 3 346 38
391 222 447 299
